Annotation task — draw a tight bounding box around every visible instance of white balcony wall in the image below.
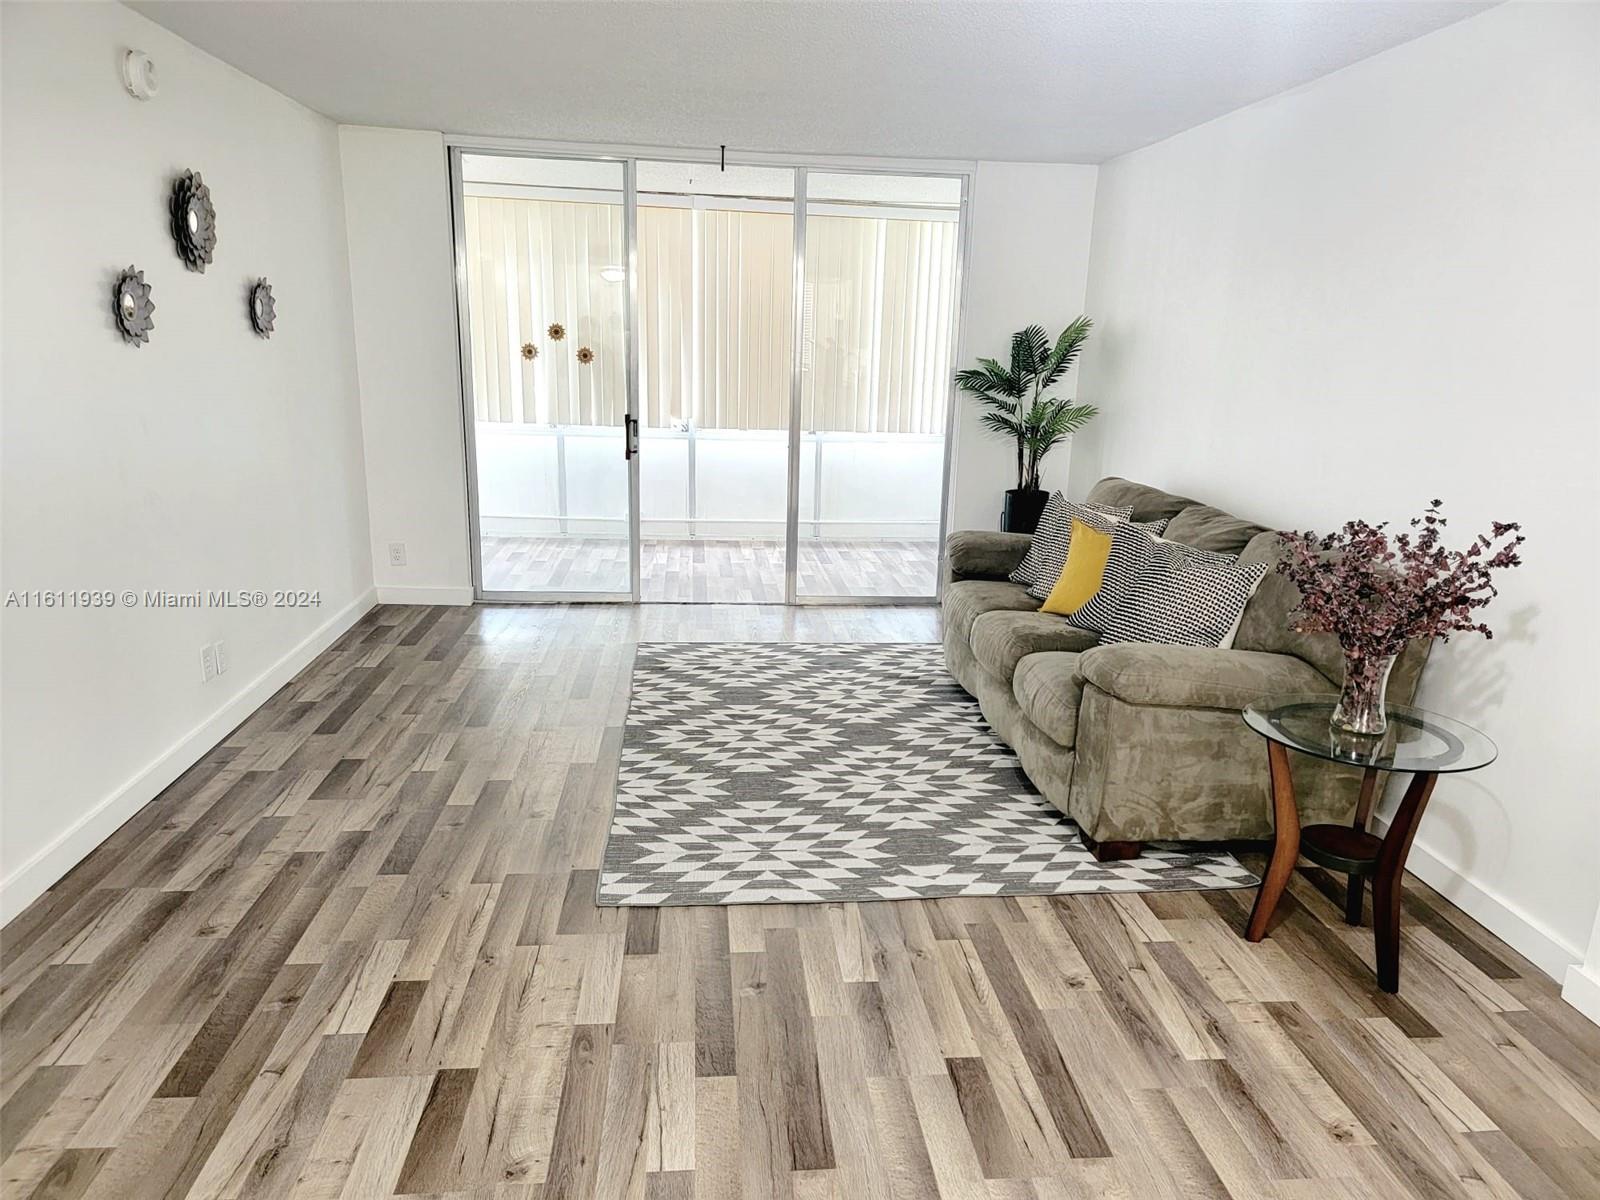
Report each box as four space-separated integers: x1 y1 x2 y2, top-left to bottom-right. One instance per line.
476 424 941 540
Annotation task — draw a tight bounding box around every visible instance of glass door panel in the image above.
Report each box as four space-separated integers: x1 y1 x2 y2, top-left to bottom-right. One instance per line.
459 153 633 597
796 172 963 599
635 162 795 602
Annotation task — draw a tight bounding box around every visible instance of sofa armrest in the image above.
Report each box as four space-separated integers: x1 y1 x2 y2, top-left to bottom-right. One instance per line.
1076 643 1333 710
946 530 1032 582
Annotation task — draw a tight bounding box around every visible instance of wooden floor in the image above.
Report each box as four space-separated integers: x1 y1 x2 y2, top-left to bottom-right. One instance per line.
4 603 1598 1200
481 537 940 601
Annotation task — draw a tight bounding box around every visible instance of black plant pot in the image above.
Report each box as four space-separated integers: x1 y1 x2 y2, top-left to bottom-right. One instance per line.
1001 487 1049 534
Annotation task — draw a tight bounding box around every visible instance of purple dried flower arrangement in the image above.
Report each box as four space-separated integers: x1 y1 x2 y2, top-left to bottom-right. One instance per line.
1277 501 1524 733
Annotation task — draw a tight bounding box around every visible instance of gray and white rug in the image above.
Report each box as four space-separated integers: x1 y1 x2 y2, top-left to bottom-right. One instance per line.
598 642 1257 906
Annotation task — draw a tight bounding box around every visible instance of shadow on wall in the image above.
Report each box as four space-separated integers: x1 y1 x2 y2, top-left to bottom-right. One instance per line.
1392 601 1538 894
1431 604 1536 729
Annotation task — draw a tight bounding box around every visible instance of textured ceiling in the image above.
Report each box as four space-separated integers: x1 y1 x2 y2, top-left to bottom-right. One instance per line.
130 1 1496 163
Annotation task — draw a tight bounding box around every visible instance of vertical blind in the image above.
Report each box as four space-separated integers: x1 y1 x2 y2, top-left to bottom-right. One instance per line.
464 195 957 434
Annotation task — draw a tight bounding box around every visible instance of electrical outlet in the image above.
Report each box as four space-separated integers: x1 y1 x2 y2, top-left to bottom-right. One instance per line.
200 644 217 683
388 541 407 567
213 640 228 675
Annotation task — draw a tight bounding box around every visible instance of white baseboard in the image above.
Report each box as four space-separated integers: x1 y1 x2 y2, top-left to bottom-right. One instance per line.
0 588 378 926
1373 817 1583 982
1562 963 1600 1027
375 585 474 605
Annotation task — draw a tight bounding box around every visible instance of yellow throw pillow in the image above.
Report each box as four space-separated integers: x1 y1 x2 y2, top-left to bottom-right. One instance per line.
1040 519 1114 615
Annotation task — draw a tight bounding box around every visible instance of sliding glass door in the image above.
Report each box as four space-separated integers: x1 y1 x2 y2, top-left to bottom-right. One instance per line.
457 152 636 598
795 172 963 599
453 150 965 604
635 162 794 602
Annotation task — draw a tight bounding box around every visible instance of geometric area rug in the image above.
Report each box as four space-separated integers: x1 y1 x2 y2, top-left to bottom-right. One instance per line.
597 643 1257 906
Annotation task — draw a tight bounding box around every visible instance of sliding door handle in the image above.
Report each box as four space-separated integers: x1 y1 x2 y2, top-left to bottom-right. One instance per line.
623 414 640 460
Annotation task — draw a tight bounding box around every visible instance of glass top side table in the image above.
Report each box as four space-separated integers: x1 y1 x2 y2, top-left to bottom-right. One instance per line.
1241 695 1497 993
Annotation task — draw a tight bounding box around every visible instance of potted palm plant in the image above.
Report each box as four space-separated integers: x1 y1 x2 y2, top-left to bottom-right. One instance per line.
954 318 1098 533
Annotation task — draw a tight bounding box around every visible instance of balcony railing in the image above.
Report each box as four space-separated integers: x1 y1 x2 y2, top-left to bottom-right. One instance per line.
475 423 944 541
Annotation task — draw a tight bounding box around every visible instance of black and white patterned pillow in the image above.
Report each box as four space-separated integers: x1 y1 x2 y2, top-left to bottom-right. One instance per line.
1098 540 1270 649
1063 522 1226 632
1009 493 1133 599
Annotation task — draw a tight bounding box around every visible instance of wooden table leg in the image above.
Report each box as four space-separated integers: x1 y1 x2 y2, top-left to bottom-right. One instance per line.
1345 767 1381 926
1372 771 1438 993
1344 873 1366 927
1246 740 1301 942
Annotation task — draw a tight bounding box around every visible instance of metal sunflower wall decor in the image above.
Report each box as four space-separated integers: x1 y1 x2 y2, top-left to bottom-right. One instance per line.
547 322 566 341
248 279 276 337
112 266 155 347
170 169 217 272
576 346 595 365
521 342 538 361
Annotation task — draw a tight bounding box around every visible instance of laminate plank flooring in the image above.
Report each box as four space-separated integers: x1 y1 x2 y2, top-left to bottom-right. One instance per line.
4 602 1598 1199
480 537 940 600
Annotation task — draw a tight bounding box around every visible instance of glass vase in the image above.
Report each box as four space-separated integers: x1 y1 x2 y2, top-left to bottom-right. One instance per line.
1332 650 1398 736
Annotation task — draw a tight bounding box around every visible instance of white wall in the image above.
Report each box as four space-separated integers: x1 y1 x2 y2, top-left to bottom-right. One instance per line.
337 145 1099 591
950 162 1100 533
1072 0 1600 981
0 3 375 919
338 127 473 604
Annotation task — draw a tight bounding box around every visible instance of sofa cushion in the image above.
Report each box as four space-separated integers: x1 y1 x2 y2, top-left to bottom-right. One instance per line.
1163 504 1267 555
1039 519 1113 615
970 611 1099 681
1075 642 1333 710
1008 493 1131 597
1065 520 1231 635
946 530 1033 582
1012 652 1084 747
944 579 1038 641
1085 477 1197 524
1098 546 1270 650
1232 530 1341 681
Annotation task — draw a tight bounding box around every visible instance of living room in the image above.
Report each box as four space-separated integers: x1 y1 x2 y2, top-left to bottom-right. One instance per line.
2 2 1596 1197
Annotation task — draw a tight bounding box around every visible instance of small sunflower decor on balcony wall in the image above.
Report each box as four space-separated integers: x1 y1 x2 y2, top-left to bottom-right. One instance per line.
547 322 566 341
576 346 595 365
521 342 538 361
169 169 217 273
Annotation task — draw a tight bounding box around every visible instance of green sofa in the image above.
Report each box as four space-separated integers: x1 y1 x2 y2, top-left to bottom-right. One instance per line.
942 476 1429 859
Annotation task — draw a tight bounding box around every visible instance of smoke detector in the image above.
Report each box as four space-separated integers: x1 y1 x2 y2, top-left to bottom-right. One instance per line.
122 50 158 101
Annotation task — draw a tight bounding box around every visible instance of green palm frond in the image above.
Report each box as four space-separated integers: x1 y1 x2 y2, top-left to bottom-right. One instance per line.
974 356 1016 385
978 410 1026 439
1017 400 1099 488
1010 325 1051 379
1034 400 1099 441
1037 316 1093 392
953 362 1022 402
